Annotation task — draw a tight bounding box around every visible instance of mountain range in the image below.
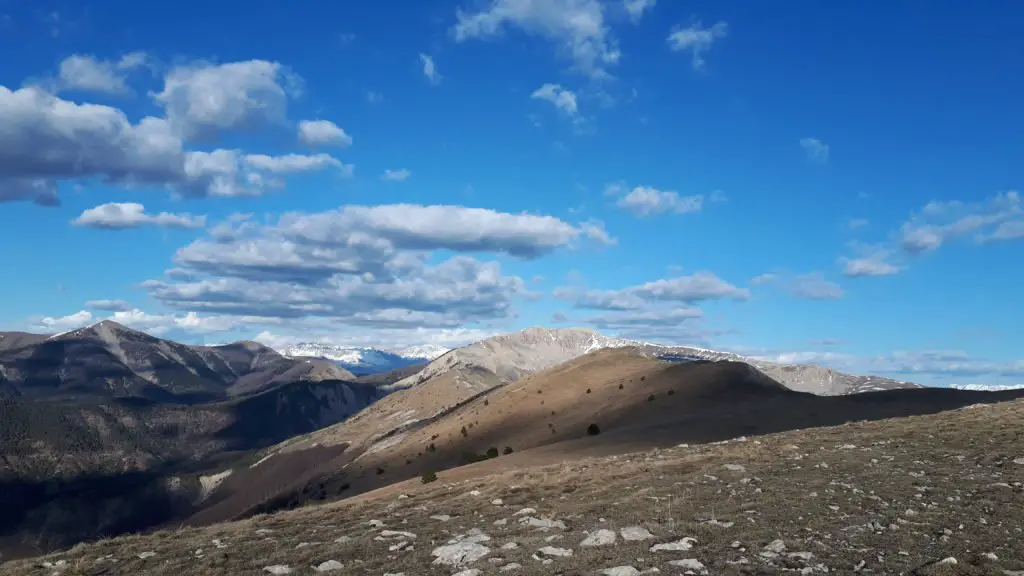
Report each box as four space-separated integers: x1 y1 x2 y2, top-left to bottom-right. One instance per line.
281 342 448 376
0 321 1012 564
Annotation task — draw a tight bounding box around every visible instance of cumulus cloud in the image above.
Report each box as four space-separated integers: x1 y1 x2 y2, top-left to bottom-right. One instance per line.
153 59 301 141
419 53 442 84
382 168 411 182
786 272 844 300
0 71 350 205
840 243 901 277
139 203 604 331
800 137 829 163
613 185 703 217
751 348 1024 381
32 310 94 332
243 153 350 175
623 0 656 22
554 271 748 328
297 119 352 147
453 0 620 78
667 21 728 69
85 299 132 312
900 191 1021 253
56 52 148 95
531 83 578 117
72 202 206 229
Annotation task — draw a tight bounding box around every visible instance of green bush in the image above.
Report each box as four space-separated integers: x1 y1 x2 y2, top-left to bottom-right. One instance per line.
587 423 601 436
503 446 513 455
486 447 499 459
421 470 438 484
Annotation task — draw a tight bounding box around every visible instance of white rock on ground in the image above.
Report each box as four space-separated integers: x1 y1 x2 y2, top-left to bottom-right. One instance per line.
581 529 617 547
431 542 492 566
499 563 522 572
602 567 641 576
620 526 655 541
519 517 566 530
137 551 156 559
650 537 697 552
452 570 482 576
264 566 292 575
668 559 707 573
313 560 344 572
535 546 573 558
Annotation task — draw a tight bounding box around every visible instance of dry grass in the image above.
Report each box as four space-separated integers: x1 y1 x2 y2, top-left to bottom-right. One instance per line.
5 396 1024 575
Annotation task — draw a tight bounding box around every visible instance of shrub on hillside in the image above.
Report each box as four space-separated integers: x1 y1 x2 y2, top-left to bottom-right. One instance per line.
648 394 655 402
421 470 438 484
486 447 499 459
503 446 513 455
587 423 601 436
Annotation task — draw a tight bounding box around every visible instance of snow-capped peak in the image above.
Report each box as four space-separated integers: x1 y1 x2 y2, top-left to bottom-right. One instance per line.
280 342 446 376
392 344 450 361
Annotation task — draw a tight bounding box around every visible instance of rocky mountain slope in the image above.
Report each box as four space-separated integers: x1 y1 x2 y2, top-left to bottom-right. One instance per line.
0 375 384 559
7 389 1024 575
282 342 447 376
0 321 354 402
388 327 918 396
173 346 1015 535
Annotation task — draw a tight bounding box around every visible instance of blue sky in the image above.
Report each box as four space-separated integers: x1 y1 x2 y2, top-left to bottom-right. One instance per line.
1 0 1022 387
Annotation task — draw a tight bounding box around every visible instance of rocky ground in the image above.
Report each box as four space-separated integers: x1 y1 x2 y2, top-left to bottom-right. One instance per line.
5 397 1024 576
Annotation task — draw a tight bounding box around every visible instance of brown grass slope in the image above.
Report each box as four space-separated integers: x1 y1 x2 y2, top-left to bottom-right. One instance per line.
6 392 1024 574
178 349 1024 531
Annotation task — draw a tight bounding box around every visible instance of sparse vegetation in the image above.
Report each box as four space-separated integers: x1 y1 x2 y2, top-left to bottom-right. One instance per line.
485 447 499 459
419 470 437 484
586 388 591 394
427 443 436 453
648 394 655 401
587 423 601 435
503 446 513 455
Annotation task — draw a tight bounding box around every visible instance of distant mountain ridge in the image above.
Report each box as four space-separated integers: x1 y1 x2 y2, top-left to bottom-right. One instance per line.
0 321 355 402
281 342 449 376
386 326 919 396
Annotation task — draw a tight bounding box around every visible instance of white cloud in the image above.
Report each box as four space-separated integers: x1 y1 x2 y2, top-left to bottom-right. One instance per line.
57 52 148 95
623 0 656 22
382 168 411 182
667 21 728 69
453 0 619 79
786 272 844 300
139 203 608 330
419 53 442 85
840 243 901 277
530 83 578 117
614 185 703 217
72 202 206 229
750 348 1024 381
32 310 94 332
153 59 301 141
901 191 1021 253
556 271 749 309
0 86 185 199
297 119 352 147
243 153 350 175
751 273 778 285
800 137 829 163
85 299 132 312
847 218 869 230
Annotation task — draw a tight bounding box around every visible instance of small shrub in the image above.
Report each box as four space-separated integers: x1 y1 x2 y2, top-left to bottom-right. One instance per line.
421 470 438 484
503 446 513 455
376 467 385 475
648 394 655 402
618 383 624 390
587 423 601 436
667 389 675 396
586 388 592 394
461 426 468 437
486 447 499 459
428 443 437 452
640 376 646 381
